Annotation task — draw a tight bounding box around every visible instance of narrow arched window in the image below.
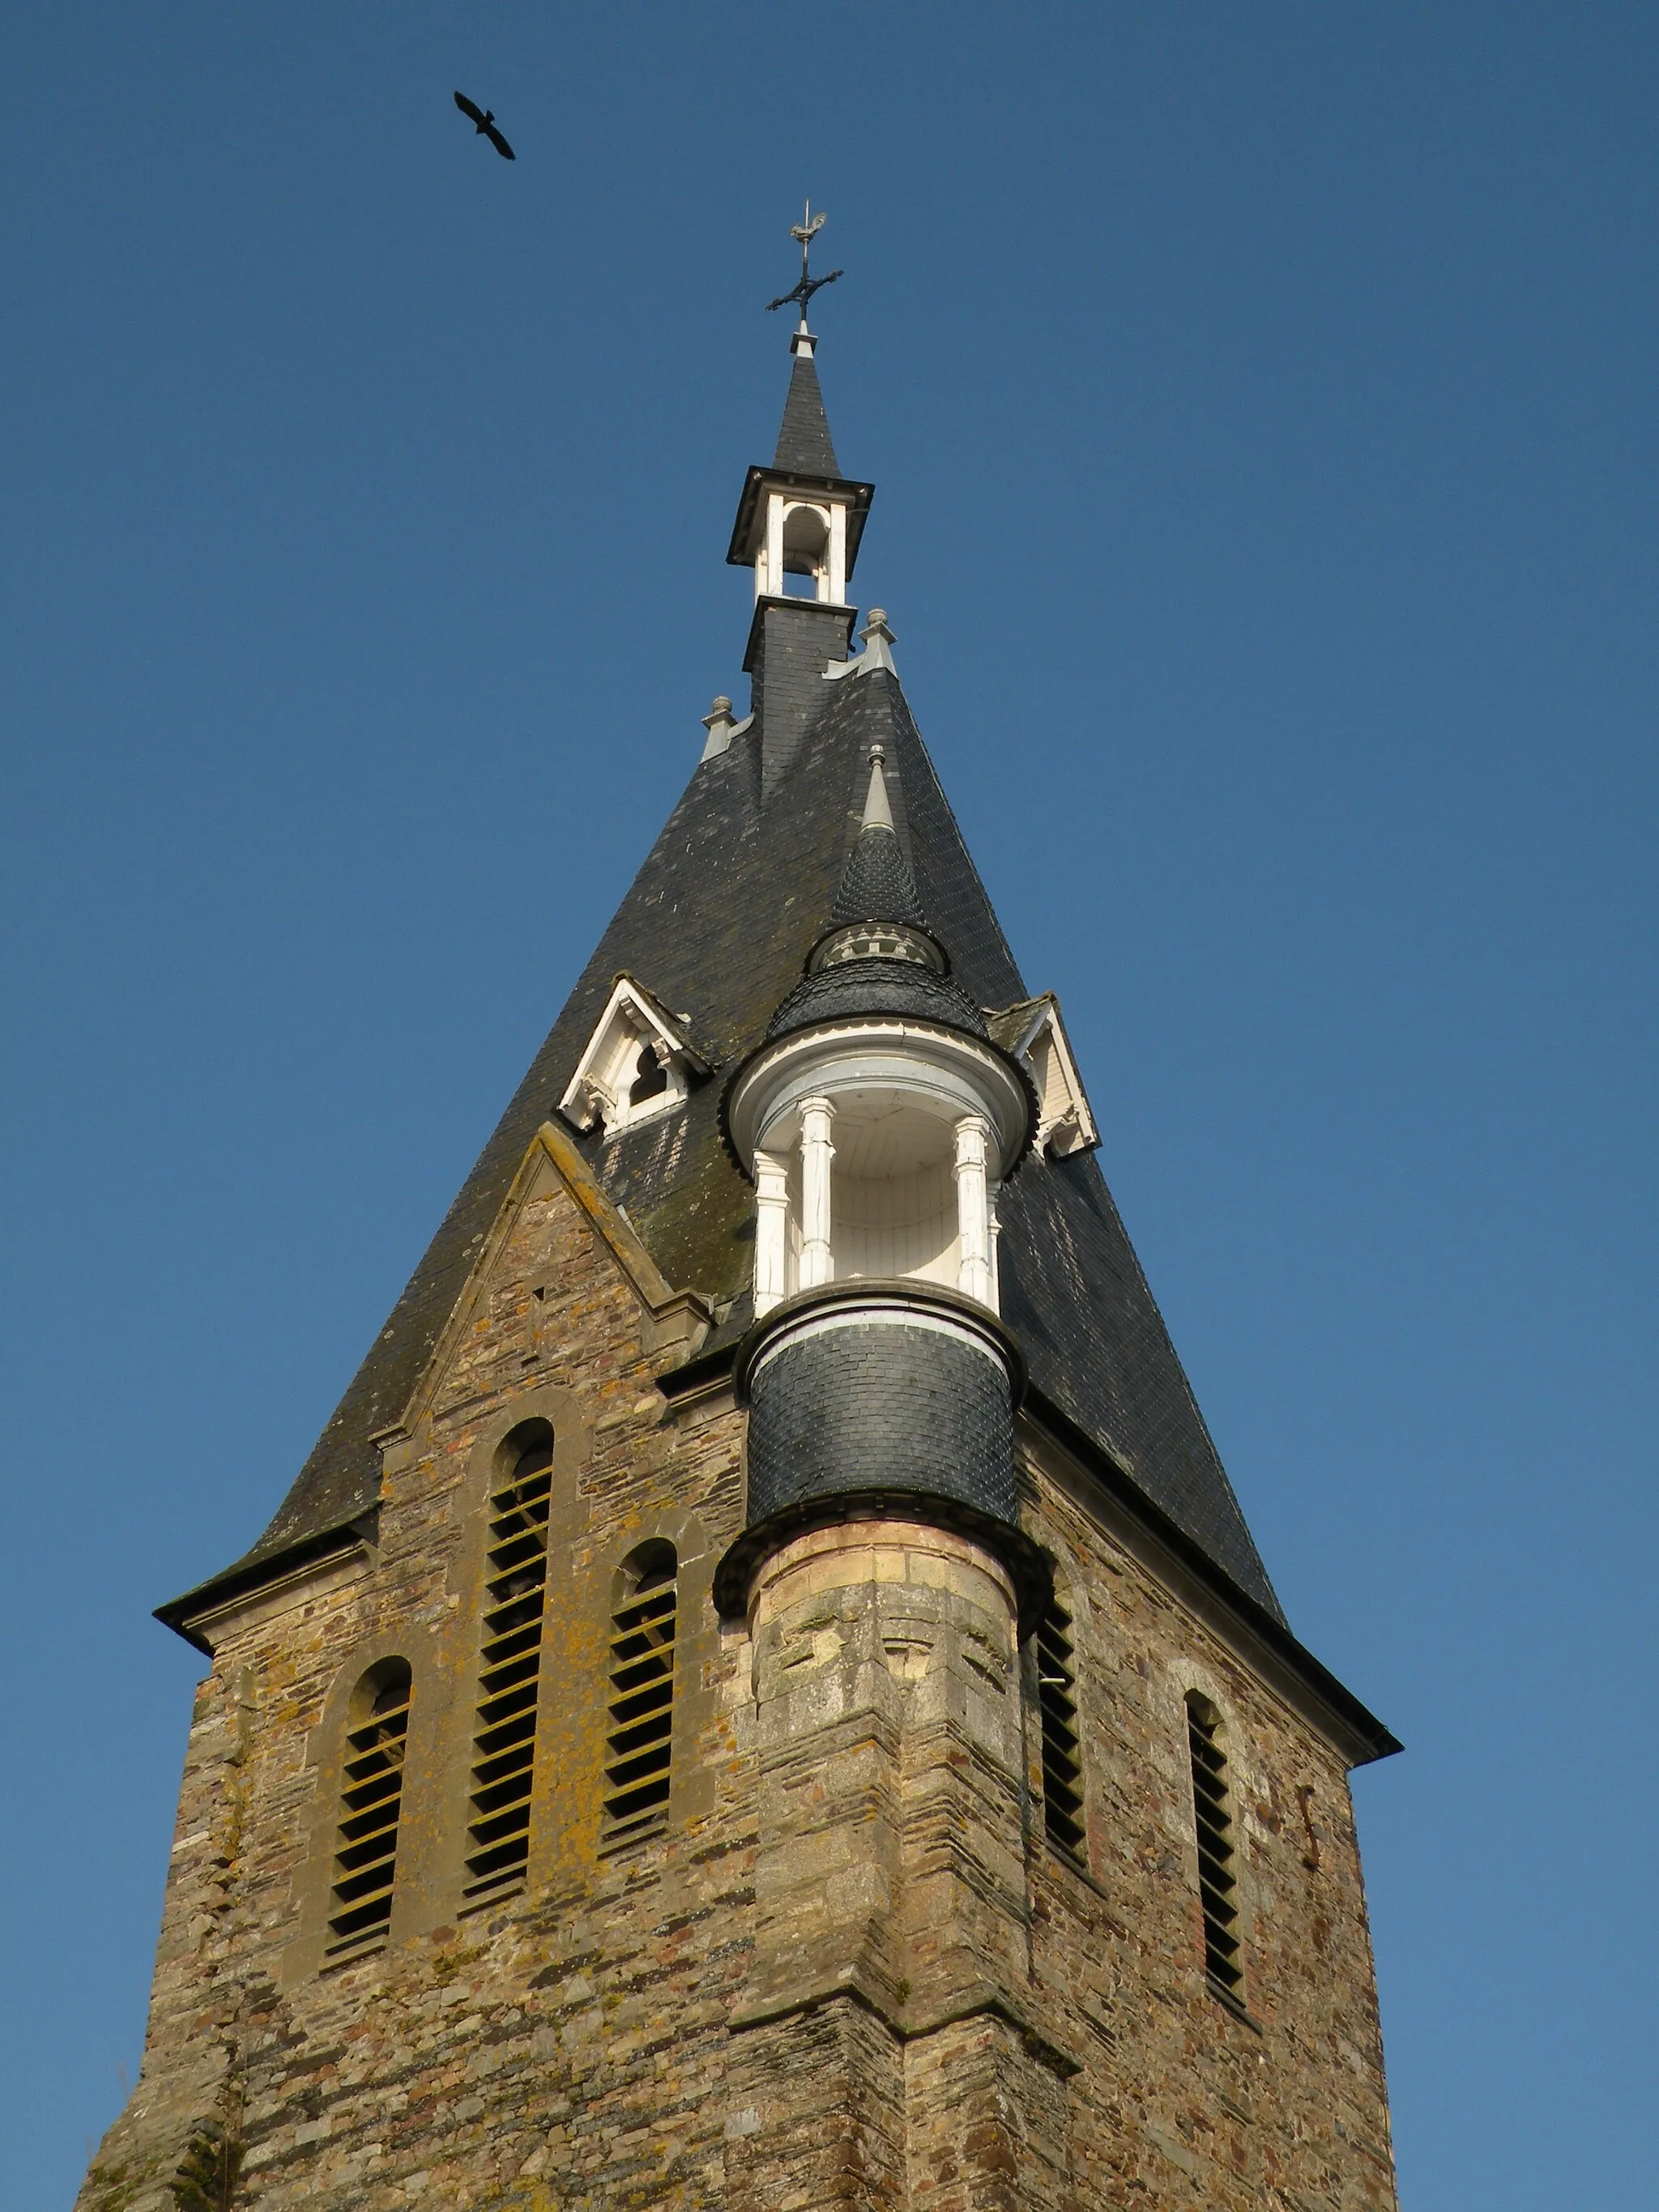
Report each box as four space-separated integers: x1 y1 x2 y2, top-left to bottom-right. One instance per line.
1036 1596 1085 1857
463 1424 556 1900
599 1541 678 1853
325 1658 412 1958
1186 1691 1243 1998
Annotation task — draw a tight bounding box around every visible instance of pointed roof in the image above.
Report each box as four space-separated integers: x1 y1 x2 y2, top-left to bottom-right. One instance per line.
773 335 842 476
761 742 993 1047
828 748 930 928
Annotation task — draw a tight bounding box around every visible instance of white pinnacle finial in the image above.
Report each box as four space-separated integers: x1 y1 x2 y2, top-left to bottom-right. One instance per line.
861 744 895 832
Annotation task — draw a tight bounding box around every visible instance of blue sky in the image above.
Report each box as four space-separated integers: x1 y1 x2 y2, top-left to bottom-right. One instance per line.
2 6 1654 2205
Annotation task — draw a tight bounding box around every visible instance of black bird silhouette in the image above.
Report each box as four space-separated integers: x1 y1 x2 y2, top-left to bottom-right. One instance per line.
454 92 515 161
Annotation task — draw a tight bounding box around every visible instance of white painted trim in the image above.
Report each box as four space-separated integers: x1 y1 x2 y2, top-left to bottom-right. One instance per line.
700 702 753 762
1009 993 1098 1157
730 1021 1030 1176
765 495 784 603
799 1097 836 1289
748 1296 1010 1384
558 976 709 1139
753 1149 790 1315
822 631 896 682
953 1115 995 1307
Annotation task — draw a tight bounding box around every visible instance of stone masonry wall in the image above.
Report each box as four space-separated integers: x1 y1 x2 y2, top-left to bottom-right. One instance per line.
79 1136 1397 2212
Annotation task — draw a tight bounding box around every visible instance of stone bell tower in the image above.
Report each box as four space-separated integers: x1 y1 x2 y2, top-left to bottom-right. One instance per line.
81 261 1402 2212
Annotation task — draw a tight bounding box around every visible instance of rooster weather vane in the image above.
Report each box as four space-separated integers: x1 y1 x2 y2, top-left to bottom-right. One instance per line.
766 203 842 324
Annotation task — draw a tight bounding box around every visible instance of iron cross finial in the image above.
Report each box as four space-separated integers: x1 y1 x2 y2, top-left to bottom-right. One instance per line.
766 201 843 326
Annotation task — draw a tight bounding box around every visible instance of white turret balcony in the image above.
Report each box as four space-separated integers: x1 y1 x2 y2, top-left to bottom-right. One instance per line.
727 1021 1033 1319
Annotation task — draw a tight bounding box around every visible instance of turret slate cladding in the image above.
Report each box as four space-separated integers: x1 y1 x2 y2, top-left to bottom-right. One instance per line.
165 369 1286 1634
718 1270 1051 1630
826 808 929 933
744 1315 1017 1543
765 957 989 1044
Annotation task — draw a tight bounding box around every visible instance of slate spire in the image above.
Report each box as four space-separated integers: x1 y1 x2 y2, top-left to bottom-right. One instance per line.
773 330 842 478
830 747 930 931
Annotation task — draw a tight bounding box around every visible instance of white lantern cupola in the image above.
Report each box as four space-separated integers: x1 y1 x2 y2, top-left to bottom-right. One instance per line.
727 328 874 608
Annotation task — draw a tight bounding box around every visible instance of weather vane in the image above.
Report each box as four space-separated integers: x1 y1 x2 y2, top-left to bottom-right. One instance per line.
766 202 843 326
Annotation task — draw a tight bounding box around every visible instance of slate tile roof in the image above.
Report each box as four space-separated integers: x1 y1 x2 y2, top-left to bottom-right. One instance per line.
192 632 1284 1626
765 956 991 1045
773 347 842 476
829 816 931 932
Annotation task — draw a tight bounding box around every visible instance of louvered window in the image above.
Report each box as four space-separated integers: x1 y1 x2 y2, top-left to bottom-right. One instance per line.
1186 1692 1243 1997
599 1543 677 1852
463 1429 556 1900
325 1660 412 1958
1037 1599 1085 1857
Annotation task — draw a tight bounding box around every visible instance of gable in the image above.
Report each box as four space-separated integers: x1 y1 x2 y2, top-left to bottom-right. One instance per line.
407 1123 711 1432
986 995 1100 1159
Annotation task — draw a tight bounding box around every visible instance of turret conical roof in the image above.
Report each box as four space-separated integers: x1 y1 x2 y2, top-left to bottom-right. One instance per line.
829 748 929 928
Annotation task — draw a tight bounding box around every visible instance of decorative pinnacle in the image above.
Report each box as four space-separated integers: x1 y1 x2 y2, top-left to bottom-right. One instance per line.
861 745 896 833
766 202 843 330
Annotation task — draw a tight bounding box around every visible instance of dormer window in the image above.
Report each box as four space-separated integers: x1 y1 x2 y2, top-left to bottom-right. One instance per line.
986 993 1098 1159
559 977 709 1140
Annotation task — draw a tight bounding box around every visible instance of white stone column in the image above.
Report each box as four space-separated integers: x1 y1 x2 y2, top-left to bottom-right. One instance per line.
828 503 847 605
953 1116 994 1306
799 1097 836 1289
754 1149 789 1315
987 1180 1002 1313
766 494 785 603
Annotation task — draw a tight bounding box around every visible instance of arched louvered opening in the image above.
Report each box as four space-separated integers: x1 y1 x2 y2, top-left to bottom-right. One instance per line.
1036 1597 1085 1857
325 1658 412 1958
463 1423 556 1901
599 1541 678 1853
1186 1691 1243 1998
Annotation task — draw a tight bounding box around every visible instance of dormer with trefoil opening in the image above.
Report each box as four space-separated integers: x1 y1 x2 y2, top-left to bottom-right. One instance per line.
558 975 710 1140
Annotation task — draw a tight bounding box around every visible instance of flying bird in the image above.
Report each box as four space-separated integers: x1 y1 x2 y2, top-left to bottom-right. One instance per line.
453 92 515 161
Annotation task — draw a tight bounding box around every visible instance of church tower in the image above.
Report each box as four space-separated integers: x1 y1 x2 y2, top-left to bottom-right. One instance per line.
81 258 1401 2212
